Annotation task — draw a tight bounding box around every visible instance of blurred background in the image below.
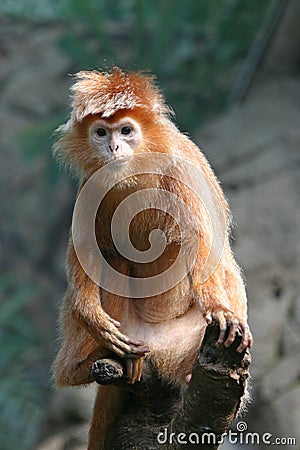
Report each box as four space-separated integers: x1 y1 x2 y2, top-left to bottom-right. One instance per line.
0 1 299 449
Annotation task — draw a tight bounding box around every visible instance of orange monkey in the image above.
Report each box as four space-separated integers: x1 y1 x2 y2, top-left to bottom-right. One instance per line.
53 68 252 449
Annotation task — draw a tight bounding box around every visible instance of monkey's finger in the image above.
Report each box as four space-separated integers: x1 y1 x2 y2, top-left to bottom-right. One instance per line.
108 336 149 358
236 323 247 352
108 329 144 347
128 339 146 346
134 357 144 382
128 358 144 384
236 324 253 353
101 328 150 357
108 343 131 359
102 332 139 357
118 335 148 350
129 345 150 356
224 319 239 348
248 330 254 348
137 357 144 382
185 374 192 385
101 328 136 346
205 312 213 324
117 342 148 358
101 311 121 329
126 359 133 382
215 312 227 346
109 317 121 328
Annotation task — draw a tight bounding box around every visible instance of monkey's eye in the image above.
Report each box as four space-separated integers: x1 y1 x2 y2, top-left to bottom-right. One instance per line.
121 126 132 135
96 128 106 137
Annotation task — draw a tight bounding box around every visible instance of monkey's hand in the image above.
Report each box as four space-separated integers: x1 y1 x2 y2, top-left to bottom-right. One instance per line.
75 307 149 383
204 306 253 353
96 317 147 384
98 318 150 363
101 323 148 383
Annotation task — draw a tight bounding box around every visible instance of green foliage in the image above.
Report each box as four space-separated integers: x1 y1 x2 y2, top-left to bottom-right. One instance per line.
1 0 270 131
19 115 65 185
3 0 271 133
57 0 271 131
0 275 45 450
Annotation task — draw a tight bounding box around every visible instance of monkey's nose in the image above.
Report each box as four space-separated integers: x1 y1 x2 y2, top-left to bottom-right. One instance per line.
109 144 119 153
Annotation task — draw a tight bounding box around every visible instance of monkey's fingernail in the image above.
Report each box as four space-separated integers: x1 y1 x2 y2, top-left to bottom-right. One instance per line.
185 374 192 384
236 342 246 352
224 338 234 347
130 345 149 354
139 345 150 352
130 340 144 346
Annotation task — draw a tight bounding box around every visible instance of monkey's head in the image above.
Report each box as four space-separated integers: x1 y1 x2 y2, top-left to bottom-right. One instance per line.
54 68 174 176
86 111 142 167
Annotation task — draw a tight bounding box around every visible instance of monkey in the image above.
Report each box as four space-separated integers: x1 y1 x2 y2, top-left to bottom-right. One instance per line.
52 67 253 450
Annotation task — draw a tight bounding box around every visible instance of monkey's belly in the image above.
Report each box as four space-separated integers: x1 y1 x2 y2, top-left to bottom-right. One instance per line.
132 276 193 322
129 303 206 383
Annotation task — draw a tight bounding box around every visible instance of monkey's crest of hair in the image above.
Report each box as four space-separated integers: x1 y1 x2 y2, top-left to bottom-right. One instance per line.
70 67 173 123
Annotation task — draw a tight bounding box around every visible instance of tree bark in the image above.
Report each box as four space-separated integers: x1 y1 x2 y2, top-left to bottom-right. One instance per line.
92 322 251 450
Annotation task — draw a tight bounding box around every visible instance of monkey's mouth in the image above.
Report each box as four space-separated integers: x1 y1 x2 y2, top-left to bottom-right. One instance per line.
108 155 130 170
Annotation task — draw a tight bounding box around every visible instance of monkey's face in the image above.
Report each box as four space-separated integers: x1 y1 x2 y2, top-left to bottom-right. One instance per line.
88 116 142 166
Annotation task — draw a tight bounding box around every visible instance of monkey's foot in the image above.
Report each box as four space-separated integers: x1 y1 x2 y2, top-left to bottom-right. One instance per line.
92 358 124 385
126 356 144 384
91 357 147 387
205 309 253 353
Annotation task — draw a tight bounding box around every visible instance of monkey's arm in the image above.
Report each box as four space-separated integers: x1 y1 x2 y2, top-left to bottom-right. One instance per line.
174 149 253 353
66 237 149 360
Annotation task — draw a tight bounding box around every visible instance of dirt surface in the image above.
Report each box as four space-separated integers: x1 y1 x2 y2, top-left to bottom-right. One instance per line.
196 75 300 448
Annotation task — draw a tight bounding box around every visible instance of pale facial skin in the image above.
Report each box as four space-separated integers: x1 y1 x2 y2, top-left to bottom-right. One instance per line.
89 117 142 164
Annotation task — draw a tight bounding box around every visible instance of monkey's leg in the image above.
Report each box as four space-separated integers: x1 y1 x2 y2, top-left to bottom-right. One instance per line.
88 385 124 450
92 356 145 385
54 329 104 386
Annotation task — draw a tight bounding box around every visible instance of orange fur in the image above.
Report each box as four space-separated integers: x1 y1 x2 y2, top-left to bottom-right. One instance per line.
53 67 252 449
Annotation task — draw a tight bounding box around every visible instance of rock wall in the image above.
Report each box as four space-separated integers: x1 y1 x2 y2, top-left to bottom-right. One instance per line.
196 76 300 448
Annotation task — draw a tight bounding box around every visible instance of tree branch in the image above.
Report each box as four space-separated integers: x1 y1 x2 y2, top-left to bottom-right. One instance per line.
92 322 251 450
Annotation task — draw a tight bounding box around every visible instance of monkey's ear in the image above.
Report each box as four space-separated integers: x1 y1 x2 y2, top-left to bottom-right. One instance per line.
52 119 82 176
54 119 73 136
52 119 69 160
152 102 174 118
152 103 163 114
152 99 171 116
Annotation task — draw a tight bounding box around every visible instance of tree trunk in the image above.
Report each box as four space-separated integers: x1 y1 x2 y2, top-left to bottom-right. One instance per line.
93 322 251 450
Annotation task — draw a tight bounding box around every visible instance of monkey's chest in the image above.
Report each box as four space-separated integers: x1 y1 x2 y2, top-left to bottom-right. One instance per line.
96 202 195 318
97 208 183 275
